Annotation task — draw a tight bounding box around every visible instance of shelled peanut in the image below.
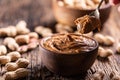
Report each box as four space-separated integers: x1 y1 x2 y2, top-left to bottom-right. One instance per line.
3 37 19 51
0 45 7 56
94 33 115 46
4 68 30 80
35 26 53 37
5 58 29 71
98 47 113 58
16 20 30 35
0 51 21 65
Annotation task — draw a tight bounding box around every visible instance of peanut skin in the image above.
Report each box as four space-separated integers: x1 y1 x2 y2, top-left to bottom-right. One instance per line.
5 58 29 71
4 68 30 80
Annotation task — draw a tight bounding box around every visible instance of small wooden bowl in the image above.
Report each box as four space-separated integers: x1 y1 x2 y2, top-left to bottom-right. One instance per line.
52 0 112 26
39 33 99 76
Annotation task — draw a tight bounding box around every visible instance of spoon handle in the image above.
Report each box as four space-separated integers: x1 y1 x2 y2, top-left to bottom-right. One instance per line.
97 0 104 9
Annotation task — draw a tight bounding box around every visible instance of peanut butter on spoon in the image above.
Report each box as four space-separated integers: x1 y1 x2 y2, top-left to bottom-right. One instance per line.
75 15 101 34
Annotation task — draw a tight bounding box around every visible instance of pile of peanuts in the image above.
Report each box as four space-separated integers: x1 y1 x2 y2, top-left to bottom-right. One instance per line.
0 20 56 80
93 33 120 59
0 20 43 80
57 0 109 9
93 33 115 58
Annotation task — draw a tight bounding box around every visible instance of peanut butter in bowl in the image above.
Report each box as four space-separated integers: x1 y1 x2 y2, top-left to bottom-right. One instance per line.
40 33 99 76
43 33 97 54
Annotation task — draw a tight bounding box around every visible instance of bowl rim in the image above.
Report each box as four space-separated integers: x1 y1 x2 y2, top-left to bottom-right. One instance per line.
39 33 99 55
53 0 111 11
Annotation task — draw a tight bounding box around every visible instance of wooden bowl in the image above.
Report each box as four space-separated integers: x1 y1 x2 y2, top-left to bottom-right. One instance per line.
39 33 99 76
52 0 112 26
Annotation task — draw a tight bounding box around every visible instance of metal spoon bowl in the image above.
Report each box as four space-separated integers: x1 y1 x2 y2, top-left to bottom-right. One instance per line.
89 0 104 19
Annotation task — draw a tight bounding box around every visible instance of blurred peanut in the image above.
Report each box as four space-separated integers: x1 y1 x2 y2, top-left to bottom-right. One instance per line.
94 33 115 46
7 26 17 37
55 23 73 33
0 26 17 37
15 35 29 45
7 42 19 51
98 47 113 58
16 20 30 35
28 32 39 39
0 45 7 56
4 68 30 80
3 37 16 46
35 26 53 37
94 33 105 44
104 36 115 46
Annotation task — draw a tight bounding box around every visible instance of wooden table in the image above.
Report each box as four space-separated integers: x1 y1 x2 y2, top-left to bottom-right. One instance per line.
0 0 120 80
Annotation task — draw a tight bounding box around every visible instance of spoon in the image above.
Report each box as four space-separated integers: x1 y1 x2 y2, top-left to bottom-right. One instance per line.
89 0 104 19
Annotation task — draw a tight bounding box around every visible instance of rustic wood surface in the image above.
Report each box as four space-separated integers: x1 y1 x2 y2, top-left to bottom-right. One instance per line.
0 0 120 80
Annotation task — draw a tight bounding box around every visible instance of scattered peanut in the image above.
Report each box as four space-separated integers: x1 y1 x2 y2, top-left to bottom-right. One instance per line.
104 36 115 46
0 26 17 37
16 20 30 35
4 37 19 51
5 58 29 71
94 33 105 44
98 47 113 58
35 26 53 37
28 32 39 39
15 35 29 45
0 56 11 65
7 51 21 61
55 23 73 33
93 69 104 80
110 71 120 80
0 28 9 37
3 37 16 45
7 26 17 37
4 68 30 80
94 33 115 46
8 42 19 51
0 51 21 65
0 45 7 56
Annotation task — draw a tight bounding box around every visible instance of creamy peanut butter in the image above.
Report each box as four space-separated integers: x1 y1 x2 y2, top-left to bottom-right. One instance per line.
43 34 97 54
75 15 101 34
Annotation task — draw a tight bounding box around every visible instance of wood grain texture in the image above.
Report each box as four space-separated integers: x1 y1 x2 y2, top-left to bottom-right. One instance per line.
0 0 120 80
